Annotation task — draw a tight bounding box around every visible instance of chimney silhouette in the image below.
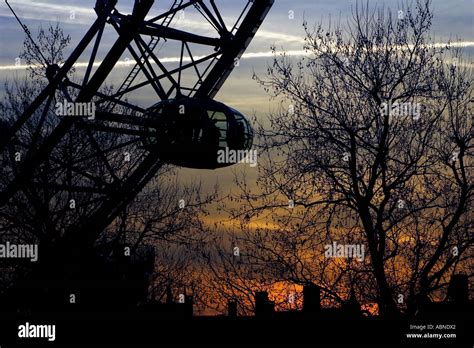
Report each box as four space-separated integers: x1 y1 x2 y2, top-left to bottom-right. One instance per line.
303 283 321 312
228 299 237 317
342 288 361 316
447 274 469 304
184 295 194 316
166 285 173 304
255 291 274 317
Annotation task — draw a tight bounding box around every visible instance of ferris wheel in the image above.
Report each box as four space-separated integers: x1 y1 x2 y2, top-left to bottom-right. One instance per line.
0 0 273 248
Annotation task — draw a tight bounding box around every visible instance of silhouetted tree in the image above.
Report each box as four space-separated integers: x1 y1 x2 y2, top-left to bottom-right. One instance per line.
223 0 472 317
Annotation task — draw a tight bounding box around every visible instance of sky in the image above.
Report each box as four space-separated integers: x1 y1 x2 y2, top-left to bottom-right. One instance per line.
0 0 473 205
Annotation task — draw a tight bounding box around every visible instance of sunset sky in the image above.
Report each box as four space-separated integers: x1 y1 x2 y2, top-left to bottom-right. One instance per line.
0 0 472 323
0 0 472 207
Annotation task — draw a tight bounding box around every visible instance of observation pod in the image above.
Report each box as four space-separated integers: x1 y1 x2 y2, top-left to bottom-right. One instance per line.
143 97 254 169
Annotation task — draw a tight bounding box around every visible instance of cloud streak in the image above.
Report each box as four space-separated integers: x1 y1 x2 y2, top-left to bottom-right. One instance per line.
1 1 472 72
0 49 305 71
1 0 305 42
1 41 473 71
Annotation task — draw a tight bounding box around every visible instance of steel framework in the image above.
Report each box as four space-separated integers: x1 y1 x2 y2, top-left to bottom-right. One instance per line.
0 0 273 249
